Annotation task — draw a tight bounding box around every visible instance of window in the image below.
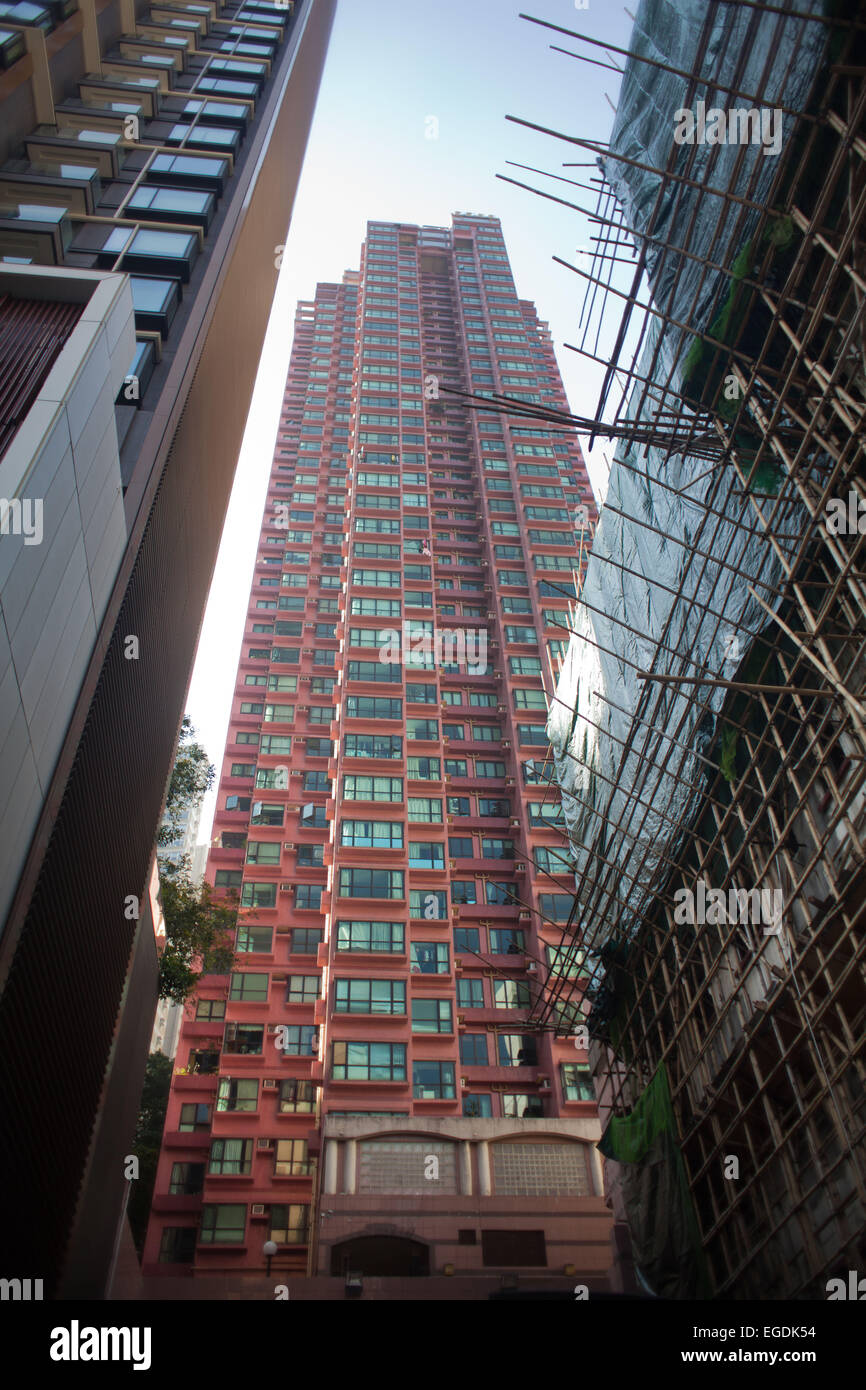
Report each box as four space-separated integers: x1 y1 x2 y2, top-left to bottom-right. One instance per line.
457 978 484 1008
411 999 452 1033
475 761 507 779
406 718 438 740
460 1034 488 1065
216 1078 259 1113
411 941 449 974
277 1025 318 1056
539 893 572 922
209 1138 253 1176
340 819 403 849
407 796 442 823
269 1204 309 1245
493 979 531 1009
215 870 242 891
241 882 276 909
245 841 280 865
258 733 293 756
279 1079 316 1114
338 868 404 899
345 696 402 719
479 797 510 817
178 1103 211 1132
199 1205 246 1245
405 683 437 705
195 999 226 1022
290 927 323 954
486 881 517 906
334 978 406 1014
168 1162 205 1195
251 802 284 827
481 837 515 860
332 1041 407 1081
561 1063 594 1101
450 881 477 907
346 660 402 682
447 795 471 816
497 1034 537 1066
229 972 268 1002
501 1095 544 1118
463 1095 493 1118
297 839 325 861
303 771 331 791
223 1024 264 1055
290 885 321 914
342 775 403 802
344 733 402 759
409 888 447 919
286 975 320 1004
407 756 441 780
514 688 547 710
335 920 404 953
413 1060 455 1099
274 1139 312 1177
534 846 572 875
408 841 445 869
491 929 526 955
444 758 467 777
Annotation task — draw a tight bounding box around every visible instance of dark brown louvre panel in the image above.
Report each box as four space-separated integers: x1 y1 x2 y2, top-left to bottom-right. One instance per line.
0 294 82 459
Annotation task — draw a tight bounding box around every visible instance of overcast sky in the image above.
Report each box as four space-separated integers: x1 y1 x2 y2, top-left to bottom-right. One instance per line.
186 0 635 841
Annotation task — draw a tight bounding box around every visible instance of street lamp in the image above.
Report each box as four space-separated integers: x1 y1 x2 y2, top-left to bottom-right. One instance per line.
263 1240 278 1277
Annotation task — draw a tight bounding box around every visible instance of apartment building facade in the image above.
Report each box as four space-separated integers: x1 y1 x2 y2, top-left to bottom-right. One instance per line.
144 214 612 1291
0 0 334 1295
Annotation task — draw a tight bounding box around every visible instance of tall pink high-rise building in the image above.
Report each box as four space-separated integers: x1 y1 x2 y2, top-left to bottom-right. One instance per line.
144 214 612 1293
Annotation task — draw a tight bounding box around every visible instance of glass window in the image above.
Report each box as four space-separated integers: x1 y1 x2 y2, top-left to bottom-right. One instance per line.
412 1060 455 1099
460 1034 488 1065
334 978 406 1015
199 1204 246 1244
331 1041 407 1081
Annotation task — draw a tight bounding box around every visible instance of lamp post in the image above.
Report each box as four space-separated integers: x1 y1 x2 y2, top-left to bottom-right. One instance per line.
263 1240 278 1278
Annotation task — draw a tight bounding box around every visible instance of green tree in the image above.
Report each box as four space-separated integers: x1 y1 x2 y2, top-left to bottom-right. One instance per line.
158 715 214 847
128 1051 173 1254
157 856 237 1003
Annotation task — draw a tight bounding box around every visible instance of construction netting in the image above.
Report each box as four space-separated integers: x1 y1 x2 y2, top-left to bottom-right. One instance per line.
546 0 835 1022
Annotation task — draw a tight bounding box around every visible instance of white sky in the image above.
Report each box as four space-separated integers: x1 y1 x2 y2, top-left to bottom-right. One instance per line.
186 0 636 841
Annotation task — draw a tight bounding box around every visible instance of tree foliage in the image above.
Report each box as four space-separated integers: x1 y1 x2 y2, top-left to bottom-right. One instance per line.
157 856 237 1003
128 1051 173 1253
158 715 214 847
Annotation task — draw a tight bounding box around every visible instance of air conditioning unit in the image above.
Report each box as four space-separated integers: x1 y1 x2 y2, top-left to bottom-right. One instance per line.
505 777 515 786
519 910 530 922
486 611 495 620
304 622 315 628
283 843 295 851
262 1079 279 1090
526 962 538 975
257 1138 274 1150
509 818 519 828
280 882 293 892
515 863 525 873
251 1204 268 1218
267 1024 281 1034
460 1077 469 1089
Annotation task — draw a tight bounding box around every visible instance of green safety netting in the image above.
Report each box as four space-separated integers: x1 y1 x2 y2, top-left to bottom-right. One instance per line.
599 1064 712 1299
